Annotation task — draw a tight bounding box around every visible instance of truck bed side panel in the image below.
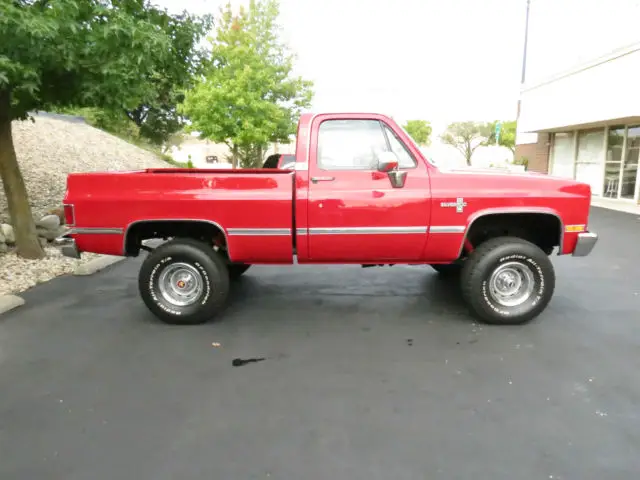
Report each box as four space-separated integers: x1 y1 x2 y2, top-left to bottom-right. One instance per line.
65 171 295 263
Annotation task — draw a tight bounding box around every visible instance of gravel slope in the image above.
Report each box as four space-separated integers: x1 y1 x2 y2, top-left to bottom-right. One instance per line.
0 114 170 295
0 248 101 296
1 114 167 223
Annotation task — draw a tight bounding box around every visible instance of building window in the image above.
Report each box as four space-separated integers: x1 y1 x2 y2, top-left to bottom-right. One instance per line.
603 126 625 198
550 132 575 178
621 126 639 199
602 125 640 200
575 128 605 197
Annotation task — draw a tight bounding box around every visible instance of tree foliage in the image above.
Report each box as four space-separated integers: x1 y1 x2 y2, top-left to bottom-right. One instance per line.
403 120 432 146
125 11 213 146
440 121 492 166
180 0 314 168
0 0 203 258
486 120 517 154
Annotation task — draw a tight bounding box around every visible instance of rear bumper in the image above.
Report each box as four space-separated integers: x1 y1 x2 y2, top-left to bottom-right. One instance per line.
572 231 598 257
54 234 81 259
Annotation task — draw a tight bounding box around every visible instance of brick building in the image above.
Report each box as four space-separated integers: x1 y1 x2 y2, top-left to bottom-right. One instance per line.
515 0 640 205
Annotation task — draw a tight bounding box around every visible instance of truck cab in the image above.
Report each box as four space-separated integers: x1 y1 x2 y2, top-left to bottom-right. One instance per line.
58 112 598 327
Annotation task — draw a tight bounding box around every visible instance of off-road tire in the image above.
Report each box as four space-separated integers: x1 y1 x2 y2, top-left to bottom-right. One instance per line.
138 238 230 325
228 263 251 280
460 236 555 325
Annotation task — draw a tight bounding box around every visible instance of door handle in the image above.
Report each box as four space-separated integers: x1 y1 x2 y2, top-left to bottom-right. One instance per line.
311 176 335 183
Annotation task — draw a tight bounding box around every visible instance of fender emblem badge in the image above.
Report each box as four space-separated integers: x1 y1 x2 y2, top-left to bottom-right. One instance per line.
440 197 467 213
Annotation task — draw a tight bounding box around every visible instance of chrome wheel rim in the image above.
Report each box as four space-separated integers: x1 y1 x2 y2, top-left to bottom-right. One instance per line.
158 262 203 307
488 261 535 307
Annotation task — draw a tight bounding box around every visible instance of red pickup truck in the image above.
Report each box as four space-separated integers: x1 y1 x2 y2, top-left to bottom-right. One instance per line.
57 112 598 326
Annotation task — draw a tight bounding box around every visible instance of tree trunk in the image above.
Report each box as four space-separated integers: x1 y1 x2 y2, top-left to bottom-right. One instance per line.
231 144 239 169
256 144 263 168
0 90 46 259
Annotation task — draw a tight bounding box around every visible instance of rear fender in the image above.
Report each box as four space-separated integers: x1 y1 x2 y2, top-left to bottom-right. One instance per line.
123 218 295 264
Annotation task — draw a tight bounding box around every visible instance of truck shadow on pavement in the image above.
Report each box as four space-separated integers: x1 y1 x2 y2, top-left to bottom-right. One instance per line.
222 268 473 326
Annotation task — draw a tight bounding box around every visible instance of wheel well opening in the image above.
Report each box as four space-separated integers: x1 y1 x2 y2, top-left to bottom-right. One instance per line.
124 221 227 256
464 213 562 255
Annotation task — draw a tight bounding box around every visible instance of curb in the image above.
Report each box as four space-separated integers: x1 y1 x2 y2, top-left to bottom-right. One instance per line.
591 199 640 216
73 255 125 276
0 294 25 316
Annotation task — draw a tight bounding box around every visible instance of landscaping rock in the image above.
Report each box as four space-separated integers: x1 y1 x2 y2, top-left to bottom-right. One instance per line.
0 115 165 296
0 229 5 244
0 246 100 296
0 223 15 244
36 214 61 230
46 207 66 226
0 242 7 254
36 225 66 242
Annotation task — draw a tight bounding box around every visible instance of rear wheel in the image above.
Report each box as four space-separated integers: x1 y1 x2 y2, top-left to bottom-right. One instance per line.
138 238 230 325
460 237 555 325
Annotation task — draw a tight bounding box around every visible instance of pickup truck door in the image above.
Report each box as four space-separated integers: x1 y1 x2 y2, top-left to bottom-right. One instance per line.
305 117 431 261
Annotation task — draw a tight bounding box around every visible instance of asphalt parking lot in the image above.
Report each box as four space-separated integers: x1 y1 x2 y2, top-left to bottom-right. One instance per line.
1 206 639 480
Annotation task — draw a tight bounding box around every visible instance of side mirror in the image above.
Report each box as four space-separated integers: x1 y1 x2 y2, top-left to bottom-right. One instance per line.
376 151 407 188
377 152 399 172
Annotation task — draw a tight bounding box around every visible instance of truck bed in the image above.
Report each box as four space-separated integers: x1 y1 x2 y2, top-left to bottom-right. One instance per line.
65 169 296 262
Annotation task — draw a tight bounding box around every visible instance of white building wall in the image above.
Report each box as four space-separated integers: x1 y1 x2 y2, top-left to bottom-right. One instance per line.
515 0 640 203
516 0 640 145
518 45 640 134
524 0 640 85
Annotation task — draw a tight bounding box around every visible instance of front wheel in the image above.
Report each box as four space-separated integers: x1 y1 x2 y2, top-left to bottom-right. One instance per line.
138 238 230 325
460 237 555 325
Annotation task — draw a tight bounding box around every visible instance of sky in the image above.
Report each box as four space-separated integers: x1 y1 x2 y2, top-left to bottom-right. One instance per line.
157 0 529 134
155 0 640 152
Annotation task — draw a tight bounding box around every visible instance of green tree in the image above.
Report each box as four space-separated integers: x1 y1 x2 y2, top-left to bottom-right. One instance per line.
180 0 313 169
486 120 517 154
440 121 492 166
403 120 432 146
0 0 194 258
237 144 268 168
125 11 213 146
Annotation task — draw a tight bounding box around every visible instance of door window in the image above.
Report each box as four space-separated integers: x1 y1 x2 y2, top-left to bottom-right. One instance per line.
382 124 417 168
316 119 389 171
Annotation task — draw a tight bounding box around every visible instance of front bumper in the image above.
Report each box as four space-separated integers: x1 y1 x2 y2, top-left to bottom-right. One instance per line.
572 231 598 257
53 233 81 259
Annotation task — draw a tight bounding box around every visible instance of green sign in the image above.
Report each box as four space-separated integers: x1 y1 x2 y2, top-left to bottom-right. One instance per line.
495 121 502 144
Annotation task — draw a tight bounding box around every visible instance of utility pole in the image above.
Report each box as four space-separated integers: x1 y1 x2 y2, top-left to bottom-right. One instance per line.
517 0 531 120
521 0 531 85
515 0 531 161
